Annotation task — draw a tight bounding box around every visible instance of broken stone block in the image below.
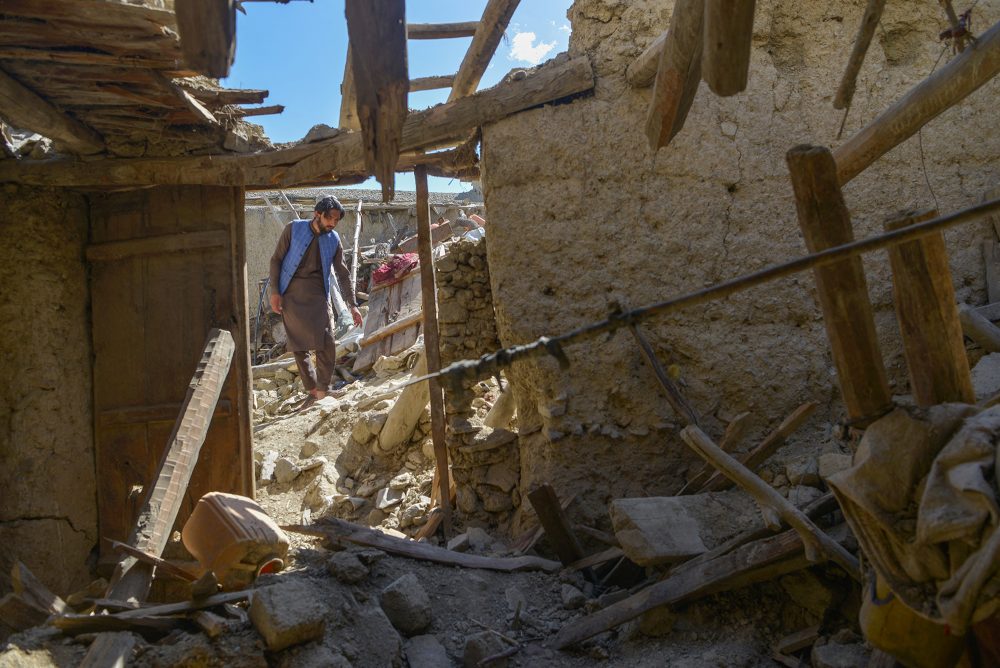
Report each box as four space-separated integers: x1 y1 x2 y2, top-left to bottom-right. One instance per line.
376 487 404 510
380 573 432 636
327 551 370 584
298 456 327 473
299 439 320 458
638 605 677 637
818 453 852 481
352 417 374 445
785 458 820 487
390 472 416 490
447 533 470 552
405 635 450 668
279 645 351 668
972 352 1000 400
258 450 279 485
478 485 515 513
780 571 835 619
484 462 518 492
249 581 326 651
560 584 586 610
466 527 491 552
610 497 711 566
463 631 506 668
787 485 824 508
273 457 301 484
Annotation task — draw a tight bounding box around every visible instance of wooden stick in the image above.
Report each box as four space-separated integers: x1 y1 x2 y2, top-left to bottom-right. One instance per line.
235 104 285 117
885 209 974 406
702 0 756 96
680 411 750 493
959 303 1000 352
407 22 479 40
629 324 700 426
627 30 668 88
699 401 818 493
526 484 588 568
680 425 860 579
448 0 521 101
109 540 198 582
833 0 887 110
644 0 703 149
287 518 561 573
416 165 452 536
410 75 456 92
787 144 892 425
358 311 423 348
833 19 1000 185
350 199 362 298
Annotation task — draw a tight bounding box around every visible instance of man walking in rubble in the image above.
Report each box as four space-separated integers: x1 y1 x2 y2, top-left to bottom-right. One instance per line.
269 195 363 403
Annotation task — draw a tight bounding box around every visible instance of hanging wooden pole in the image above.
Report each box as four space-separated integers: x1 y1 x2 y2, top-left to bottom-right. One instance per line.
644 0 703 149
885 208 974 406
833 0 887 110
415 165 452 535
350 199 362 296
702 0 756 96
787 144 892 426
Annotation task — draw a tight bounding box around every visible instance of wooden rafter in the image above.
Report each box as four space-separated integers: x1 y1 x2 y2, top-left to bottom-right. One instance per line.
408 22 479 39
181 86 269 106
174 0 237 78
339 46 360 131
345 0 410 200
410 75 455 92
234 104 285 117
644 0 703 149
702 0 756 96
448 0 521 101
0 65 104 154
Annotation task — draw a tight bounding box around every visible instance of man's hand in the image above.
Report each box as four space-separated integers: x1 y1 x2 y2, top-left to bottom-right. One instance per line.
269 294 283 314
350 306 363 327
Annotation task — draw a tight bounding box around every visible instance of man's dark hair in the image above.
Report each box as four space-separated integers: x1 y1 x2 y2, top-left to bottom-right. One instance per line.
314 195 345 216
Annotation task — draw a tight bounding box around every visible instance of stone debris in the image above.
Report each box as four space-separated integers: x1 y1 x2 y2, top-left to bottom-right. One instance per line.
560 584 586 610
405 634 451 668
249 581 327 651
380 573 433 636
273 456 301 484
463 630 507 668
326 551 370 584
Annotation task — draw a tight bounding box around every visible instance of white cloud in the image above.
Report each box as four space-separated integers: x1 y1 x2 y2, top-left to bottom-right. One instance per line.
508 31 557 65
550 20 571 34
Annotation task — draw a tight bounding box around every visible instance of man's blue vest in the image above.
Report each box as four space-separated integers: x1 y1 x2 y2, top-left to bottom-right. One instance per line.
277 219 341 298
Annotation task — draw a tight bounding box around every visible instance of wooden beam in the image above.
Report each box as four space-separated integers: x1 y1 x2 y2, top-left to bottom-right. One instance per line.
959 304 1000 352
834 19 1000 185
0 66 104 155
234 104 285 117
156 73 219 125
345 0 409 200
410 75 456 92
174 0 237 78
644 0 703 149
787 144 892 425
630 324 700 425
183 87 269 106
416 164 453 536
0 48 192 72
526 483 589 571
1 56 592 188
702 0 756 97
833 0 887 110
885 209 974 406
448 0 521 101
628 31 668 88
86 230 228 262
339 46 361 132
408 22 479 39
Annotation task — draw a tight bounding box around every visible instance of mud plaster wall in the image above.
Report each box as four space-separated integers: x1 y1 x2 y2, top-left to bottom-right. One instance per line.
0 184 97 597
480 0 1000 529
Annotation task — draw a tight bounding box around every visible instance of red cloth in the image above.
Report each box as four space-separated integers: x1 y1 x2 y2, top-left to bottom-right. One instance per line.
372 253 419 286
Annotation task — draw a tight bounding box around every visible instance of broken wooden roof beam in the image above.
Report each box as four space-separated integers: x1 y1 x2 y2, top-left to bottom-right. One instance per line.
834 18 1000 185
833 0 887 110
0 65 105 154
182 86 269 106
644 0 703 149
407 22 480 40
338 46 360 131
410 74 456 92
234 104 285 117
174 0 236 78
345 0 409 200
702 0 756 96
448 0 521 101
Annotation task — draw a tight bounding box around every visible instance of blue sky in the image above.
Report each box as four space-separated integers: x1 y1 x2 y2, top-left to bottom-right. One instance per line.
224 1 573 193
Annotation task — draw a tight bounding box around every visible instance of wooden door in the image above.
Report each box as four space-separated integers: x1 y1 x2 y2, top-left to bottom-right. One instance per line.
88 185 253 565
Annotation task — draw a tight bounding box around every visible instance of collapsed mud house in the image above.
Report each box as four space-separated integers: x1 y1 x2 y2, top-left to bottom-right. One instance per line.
2 0 1000 666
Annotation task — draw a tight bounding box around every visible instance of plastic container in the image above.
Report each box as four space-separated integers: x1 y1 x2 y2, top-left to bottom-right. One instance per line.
181 492 289 590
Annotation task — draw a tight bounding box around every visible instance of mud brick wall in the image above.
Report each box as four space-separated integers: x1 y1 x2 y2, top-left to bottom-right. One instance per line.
479 0 1000 532
435 239 516 521
0 184 97 599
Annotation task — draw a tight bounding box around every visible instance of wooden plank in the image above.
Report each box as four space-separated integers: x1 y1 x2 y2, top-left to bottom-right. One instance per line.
699 401 818 493
408 22 479 39
0 48 191 72
11 562 65 615
448 0 521 101
643 0 703 149
290 518 561 572
526 483 587 567
0 66 105 154
416 164 453 535
104 329 235 603
885 209 974 406
359 311 423 349
78 633 138 668
567 547 624 572
235 104 285 118
0 0 177 30
0 593 49 631
960 304 1000 353
86 230 228 262
155 72 219 125
702 0 756 97
174 0 236 78
410 75 456 92
338 46 361 132
630 324 700 425
787 145 892 425
833 0 887 110
833 19 1000 185
345 0 409 200
109 541 198 582
3 56 594 188
183 86 268 106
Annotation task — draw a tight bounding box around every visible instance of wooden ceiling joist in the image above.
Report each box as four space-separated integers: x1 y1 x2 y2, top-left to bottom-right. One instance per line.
407 22 480 40
0 0 176 31
345 0 410 200
182 87 269 106
448 0 521 101
702 0 756 96
2 55 595 189
339 46 361 131
174 0 236 79
410 75 455 92
627 31 668 88
0 66 104 155
234 104 285 117
0 47 192 73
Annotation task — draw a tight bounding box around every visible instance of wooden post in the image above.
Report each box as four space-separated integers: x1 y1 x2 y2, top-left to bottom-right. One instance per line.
702 0 756 97
885 209 974 406
526 483 594 582
787 145 892 425
350 199 362 297
833 19 1000 185
644 0 703 149
834 0 887 110
415 165 452 535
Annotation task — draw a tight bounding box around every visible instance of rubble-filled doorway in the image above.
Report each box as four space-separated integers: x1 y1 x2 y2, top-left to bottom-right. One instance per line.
87 185 254 567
